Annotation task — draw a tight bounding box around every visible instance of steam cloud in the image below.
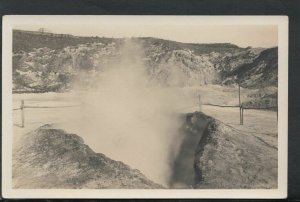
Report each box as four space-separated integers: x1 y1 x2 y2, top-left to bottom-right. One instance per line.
60 39 187 186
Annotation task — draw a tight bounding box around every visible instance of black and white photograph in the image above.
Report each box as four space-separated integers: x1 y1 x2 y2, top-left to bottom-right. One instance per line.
2 15 288 198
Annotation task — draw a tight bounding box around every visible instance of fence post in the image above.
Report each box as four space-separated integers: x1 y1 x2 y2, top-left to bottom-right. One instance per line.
238 84 241 108
276 94 278 122
240 106 242 125
21 100 25 128
198 94 202 112
238 83 244 125
240 105 244 125
241 105 244 125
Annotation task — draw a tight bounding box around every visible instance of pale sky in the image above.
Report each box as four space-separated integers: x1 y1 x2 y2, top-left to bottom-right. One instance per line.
15 22 277 48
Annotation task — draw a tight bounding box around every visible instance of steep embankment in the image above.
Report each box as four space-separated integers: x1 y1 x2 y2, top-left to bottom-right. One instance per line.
171 112 277 189
12 30 278 92
169 112 210 188
13 124 164 189
224 47 278 88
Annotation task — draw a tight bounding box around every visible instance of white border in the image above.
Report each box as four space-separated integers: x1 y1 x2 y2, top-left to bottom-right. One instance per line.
2 15 288 199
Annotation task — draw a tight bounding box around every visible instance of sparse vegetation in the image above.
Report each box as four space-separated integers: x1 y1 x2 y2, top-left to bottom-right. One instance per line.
13 29 278 96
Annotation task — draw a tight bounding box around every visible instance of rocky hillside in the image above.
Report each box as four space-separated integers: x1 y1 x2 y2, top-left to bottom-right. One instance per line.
223 48 278 88
13 124 164 189
12 30 278 92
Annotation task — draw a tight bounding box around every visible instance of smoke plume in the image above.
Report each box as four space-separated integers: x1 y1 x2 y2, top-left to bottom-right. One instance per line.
59 39 188 186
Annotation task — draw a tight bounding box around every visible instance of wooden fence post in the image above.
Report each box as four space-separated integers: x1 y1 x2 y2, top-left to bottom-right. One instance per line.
238 83 244 125
276 94 278 122
198 94 202 112
240 105 244 125
21 100 25 128
241 105 244 125
240 106 242 125
238 83 241 108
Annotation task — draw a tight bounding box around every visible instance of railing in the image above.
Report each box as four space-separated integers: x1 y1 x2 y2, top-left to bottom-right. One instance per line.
203 104 277 125
13 98 277 128
13 100 81 128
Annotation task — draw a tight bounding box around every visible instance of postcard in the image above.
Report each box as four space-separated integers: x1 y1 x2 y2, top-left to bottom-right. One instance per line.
2 15 288 198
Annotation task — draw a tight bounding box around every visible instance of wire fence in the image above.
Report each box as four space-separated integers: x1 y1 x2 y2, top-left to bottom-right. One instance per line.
203 103 277 125
242 106 277 110
202 103 240 108
24 105 82 109
13 98 277 128
13 100 82 127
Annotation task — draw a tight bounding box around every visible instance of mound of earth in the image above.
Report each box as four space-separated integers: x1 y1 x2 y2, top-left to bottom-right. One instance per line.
170 112 277 189
191 112 277 189
12 124 164 189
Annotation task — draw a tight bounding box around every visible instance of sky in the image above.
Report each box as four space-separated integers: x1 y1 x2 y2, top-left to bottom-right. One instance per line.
15 22 277 48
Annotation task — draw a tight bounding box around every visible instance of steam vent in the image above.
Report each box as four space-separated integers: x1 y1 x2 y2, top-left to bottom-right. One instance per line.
13 112 277 189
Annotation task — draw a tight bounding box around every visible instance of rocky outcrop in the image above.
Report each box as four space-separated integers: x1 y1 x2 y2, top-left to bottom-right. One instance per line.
12 30 278 92
13 124 164 189
224 48 278 88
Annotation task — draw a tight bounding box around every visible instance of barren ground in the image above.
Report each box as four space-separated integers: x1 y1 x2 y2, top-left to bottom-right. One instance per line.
12 85 278 187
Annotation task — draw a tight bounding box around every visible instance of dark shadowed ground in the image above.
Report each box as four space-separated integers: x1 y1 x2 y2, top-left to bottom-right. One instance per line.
169 112 210 188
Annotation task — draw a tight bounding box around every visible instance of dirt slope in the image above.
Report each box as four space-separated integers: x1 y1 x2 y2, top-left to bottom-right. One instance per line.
192 112 277 189
13 124 164 189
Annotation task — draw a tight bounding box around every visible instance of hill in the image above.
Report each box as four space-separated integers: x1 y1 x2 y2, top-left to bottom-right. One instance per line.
13 29 119 52
12 29 278 92
13 124 164 189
